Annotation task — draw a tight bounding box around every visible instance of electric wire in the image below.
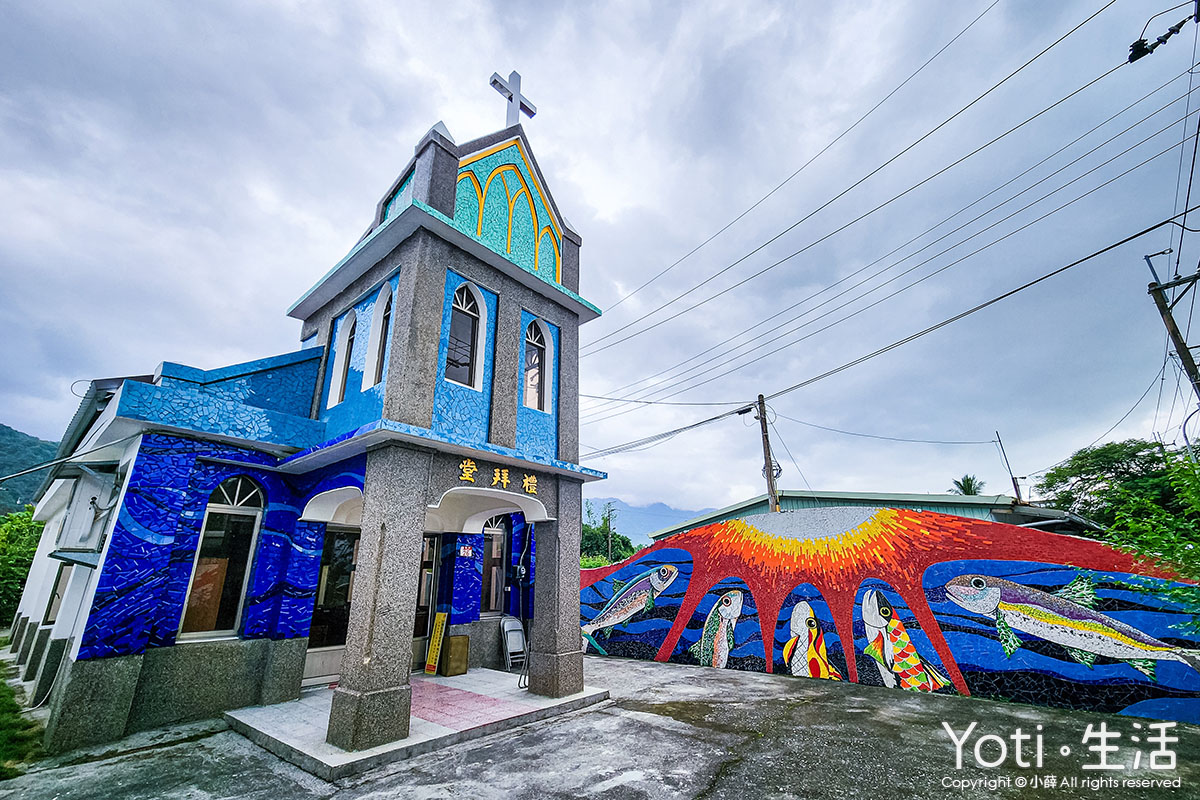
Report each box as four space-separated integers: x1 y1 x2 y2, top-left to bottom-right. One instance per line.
581 204 1200 462
1029 360 1169 479
584 120 1199 425
766 416 813 492
772 412 996 446
583 75 1200 419
581 0 1121 356
601 0 1002 314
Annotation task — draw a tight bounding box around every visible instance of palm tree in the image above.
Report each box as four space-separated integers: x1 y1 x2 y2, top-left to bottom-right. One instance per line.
950 474 986 495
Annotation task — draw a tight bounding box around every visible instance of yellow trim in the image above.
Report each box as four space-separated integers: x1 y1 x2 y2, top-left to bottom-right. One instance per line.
482 164 537 256
455 172 485 236
458 137 563 244
535 226 561 283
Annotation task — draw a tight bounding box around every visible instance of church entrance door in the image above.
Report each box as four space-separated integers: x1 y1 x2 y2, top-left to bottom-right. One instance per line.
302 525 359 685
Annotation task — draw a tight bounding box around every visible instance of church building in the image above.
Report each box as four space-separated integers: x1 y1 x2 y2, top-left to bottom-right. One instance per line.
9 77 604 753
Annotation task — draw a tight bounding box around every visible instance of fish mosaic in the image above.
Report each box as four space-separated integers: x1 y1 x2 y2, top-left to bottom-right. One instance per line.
580 507 1200 724
858 586 950 692
782 600 842 680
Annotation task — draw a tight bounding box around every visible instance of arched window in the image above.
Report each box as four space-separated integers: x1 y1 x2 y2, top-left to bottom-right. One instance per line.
371 291 392 387
523 322 546 410
446 284 480 387
179 476 264 637
481 515 509 614
328 311 357 407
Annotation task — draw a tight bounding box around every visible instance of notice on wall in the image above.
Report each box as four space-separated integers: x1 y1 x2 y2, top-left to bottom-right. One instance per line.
424 611 448 674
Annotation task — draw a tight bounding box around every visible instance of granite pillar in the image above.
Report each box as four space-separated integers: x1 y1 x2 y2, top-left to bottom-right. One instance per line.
9 615 28 653
527 477 584 698
327 444 430 751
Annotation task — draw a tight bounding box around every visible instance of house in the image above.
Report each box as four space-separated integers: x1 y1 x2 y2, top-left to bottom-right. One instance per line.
9 101 604 753
646 489 1101 541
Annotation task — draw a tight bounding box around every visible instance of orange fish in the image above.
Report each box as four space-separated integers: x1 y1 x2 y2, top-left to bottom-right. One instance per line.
862 589 948 692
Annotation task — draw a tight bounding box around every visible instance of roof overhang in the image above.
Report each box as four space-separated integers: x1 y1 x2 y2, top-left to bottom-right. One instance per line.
287 202 600 323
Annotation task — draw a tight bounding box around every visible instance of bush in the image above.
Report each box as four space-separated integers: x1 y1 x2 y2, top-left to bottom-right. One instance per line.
0 507 42 624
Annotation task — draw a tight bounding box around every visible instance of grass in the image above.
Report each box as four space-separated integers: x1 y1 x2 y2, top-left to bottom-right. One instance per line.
0 679 41 779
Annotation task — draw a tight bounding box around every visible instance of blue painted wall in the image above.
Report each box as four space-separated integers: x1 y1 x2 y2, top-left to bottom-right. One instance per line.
321 275 400 440
79 434 365 660
516 312 558 461
432 270 497 445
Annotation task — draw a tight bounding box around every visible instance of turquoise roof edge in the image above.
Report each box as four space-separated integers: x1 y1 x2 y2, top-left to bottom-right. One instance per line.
412 200 603 316
158 348 321 384
281 418 606 481
286 198 602 319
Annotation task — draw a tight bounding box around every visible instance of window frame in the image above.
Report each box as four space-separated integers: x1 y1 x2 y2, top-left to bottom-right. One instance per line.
364 286 394 389
327 310 358 408
43 562 74 626
523 321 547 411
446 283 485 390
177 477 265 642
479 515 510 617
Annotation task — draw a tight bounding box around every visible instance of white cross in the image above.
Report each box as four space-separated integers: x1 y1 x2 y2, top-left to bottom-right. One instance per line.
490 70 536 128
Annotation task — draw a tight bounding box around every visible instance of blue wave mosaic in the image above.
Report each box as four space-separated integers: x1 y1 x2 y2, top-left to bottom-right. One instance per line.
78 434 366 660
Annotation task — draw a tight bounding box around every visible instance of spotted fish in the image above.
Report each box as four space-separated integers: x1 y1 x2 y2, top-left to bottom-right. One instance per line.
945 573 1200 681
782 601 842 680
581 564 678 654
688 590 743 669
862 589 949 692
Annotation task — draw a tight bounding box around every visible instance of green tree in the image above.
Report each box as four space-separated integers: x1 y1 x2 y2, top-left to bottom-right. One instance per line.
581 500 635 564
949 474 986 495
0 507 42 623
1035 439 1173 526
1105 450 1200 633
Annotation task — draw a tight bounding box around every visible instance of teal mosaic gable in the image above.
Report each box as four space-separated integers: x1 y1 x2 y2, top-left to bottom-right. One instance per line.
453 141 562 287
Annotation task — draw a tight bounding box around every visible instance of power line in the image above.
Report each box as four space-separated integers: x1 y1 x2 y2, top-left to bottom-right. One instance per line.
581 0 1121 356
578 394 747 407
767 417 813 492
773 412 996 446
583 75 1200 419
601 0 1002 314
581 204 1200 461
584 122 1197 425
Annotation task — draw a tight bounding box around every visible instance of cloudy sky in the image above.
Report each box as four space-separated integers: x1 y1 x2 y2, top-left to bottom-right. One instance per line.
3 1 1198 512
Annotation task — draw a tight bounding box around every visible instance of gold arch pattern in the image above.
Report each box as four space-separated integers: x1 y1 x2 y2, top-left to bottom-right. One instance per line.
456 138 563 282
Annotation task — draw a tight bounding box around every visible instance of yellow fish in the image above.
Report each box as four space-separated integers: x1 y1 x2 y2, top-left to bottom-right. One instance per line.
782 601 842 680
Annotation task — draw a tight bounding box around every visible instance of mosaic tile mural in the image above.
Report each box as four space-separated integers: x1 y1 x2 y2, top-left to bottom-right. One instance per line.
580 508 1200 724
515 311 558 462
453 140 562 285
78 433 365 660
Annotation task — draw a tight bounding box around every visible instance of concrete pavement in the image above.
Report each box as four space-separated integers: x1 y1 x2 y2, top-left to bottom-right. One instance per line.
4 656 1198 799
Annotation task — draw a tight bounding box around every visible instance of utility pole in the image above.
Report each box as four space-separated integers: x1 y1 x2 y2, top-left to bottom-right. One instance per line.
995 431 1022 504
1145 251 1200 405
756 395 781 512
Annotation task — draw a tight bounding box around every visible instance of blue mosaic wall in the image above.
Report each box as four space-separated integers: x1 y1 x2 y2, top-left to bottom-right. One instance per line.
382 171 414 224
119 381 324 451
78 434 365 660
516 312 559 461
507 514 535 619
322 276 400 440
436 533 484 626
432 271 497 445
453 141 561 286
159 350 321 418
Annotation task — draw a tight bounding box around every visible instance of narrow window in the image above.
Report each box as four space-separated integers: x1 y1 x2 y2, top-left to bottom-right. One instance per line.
180 476 264 637
447 284 479 386
336 315 357 403
523 322 545 410
480 515 509 614
43 563 74 625
371 292 392 387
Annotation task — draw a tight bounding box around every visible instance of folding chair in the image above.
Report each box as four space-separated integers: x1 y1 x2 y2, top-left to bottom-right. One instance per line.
500 616 526 671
